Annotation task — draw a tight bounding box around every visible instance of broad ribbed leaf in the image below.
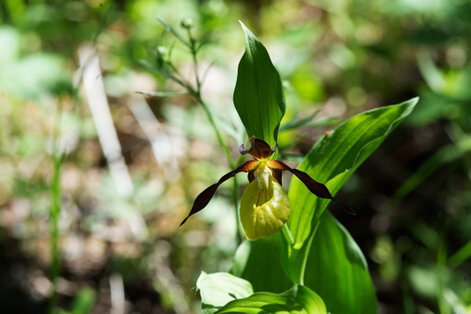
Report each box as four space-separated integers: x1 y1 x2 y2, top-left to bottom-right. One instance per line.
230 233 291 293
233 22 285 147
304 212 377 313
283 98 418 285
230 211 378 313
197 272 254 314
216 285 326 314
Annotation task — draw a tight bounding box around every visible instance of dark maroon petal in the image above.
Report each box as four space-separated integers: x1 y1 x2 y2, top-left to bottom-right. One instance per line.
239 137 277 160
268 160 355 214
331 199 356 215
180 160 259 226
247 171 255 183
289 168 333 199
272 169 282 186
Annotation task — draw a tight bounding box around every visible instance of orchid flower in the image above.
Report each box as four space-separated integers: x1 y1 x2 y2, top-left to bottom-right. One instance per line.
180 137 351 240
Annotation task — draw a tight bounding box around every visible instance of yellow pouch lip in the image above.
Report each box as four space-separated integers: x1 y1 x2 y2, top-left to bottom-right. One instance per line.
240 165 290 241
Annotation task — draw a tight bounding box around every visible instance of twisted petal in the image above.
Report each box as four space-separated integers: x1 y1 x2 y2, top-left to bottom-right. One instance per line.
180 160 259 226
267 160 354 214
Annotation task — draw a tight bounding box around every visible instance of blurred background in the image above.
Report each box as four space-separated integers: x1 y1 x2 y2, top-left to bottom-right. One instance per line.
1 0 470 313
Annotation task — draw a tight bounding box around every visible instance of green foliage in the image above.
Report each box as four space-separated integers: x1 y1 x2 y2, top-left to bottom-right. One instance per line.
394 136 471 200
304 212 377 313
216 285 326 314
233 22 286 147
230 234 291 293
197 272 254 314
283 98 418 285
0 27 71 99
230 212 378 313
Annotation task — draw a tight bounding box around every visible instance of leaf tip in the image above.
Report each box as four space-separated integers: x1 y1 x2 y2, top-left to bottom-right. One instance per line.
238 20 254 39
409 96 420 106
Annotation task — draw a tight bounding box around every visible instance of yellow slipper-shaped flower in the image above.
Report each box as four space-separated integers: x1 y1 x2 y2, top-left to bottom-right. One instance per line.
180 137 353 240
240 162 290 241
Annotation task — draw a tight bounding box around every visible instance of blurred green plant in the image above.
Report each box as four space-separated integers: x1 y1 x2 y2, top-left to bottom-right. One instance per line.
391 49 471 314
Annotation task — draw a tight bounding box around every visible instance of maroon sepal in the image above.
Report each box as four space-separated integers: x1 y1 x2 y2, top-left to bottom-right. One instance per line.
268 160 355 215
180 160 259 226
239 137 277 160
272 169 282 186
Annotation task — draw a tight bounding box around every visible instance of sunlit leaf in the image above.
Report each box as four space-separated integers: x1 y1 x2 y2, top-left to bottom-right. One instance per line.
283 98 418 285
216 285 326 314
233 22 285 147
197 272 254 314
303 212 377 314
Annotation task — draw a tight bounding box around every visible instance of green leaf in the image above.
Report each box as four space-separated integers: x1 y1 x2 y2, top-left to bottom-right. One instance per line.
231 212 377 313
233 22 286 147
230 233 291 293
394 136 471 200
197 272 254 314
283 98 418 284
139 59 190 90
280 110 320 131
157 17 191 48
304 212 377 314
136 90 189 97
216 285 326 314
448 240 471 268
280 111 342 132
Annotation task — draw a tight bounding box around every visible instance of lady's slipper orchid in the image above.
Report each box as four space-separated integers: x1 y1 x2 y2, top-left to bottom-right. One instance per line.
180 137 351 240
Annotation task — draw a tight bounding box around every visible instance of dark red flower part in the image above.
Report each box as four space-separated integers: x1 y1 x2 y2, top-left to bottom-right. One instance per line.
180 137 354 226
267 160 355 215
179 160 258 226
239 137 277 160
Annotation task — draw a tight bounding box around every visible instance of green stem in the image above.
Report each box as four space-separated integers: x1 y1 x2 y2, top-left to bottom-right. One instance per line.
49 154 62 314
187 28 201 92
48 100 64 314
232 155 247 244
232 177 242 245
196 95 235 168
186 29 235 168
186 34 241 243
282 224 295 246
